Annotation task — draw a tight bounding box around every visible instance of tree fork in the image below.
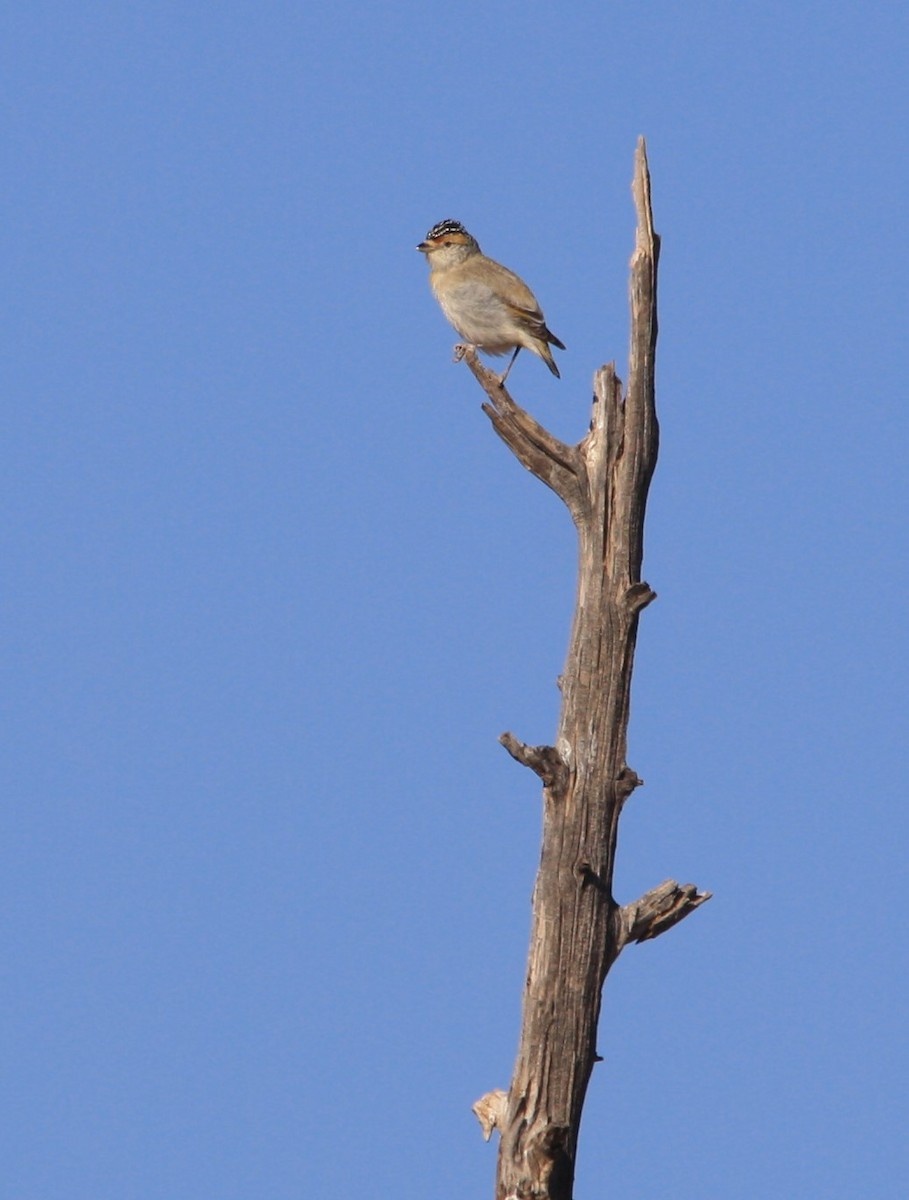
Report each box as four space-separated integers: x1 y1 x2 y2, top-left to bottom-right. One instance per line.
463 141 710 1199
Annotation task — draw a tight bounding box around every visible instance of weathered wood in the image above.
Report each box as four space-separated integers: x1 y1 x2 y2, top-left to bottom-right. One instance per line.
620 879 713 946
465 141 709 1199
498 733 567 792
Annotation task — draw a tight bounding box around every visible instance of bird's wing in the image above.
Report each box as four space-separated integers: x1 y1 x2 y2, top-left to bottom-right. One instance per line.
484 261 564 345
502 298 565 349
483 261 542 313
504 297 546 328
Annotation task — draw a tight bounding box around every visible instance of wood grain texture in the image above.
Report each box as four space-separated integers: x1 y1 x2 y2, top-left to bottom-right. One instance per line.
464 141 709 1200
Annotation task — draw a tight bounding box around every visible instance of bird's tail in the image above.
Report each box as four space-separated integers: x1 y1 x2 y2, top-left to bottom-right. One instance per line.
539 344 561 378
540 328 564 377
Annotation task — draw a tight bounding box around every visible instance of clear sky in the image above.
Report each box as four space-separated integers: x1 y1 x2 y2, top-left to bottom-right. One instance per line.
3 3 908 1197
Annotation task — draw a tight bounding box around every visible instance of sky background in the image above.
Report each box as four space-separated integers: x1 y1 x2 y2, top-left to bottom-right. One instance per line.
3 3 908 1197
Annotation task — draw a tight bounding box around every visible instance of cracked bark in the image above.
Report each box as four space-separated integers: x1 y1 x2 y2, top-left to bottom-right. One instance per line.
464 141 710 1200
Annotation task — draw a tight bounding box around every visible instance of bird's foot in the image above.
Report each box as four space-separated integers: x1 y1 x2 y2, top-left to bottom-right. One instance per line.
452 343 475 364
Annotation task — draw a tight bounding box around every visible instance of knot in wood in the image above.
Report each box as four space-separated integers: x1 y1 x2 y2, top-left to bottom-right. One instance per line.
625 581 657 613
616 765 643 804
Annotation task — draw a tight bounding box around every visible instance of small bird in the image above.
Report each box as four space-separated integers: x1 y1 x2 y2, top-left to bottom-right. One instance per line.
417 219 565 384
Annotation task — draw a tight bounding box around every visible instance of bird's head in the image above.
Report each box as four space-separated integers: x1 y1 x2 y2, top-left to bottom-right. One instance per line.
417 219 480 268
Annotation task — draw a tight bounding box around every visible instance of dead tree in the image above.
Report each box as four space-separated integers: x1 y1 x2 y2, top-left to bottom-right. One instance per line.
465 141 710 1199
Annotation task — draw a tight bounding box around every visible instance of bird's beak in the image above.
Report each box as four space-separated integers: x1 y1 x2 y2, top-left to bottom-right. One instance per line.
416 241 430 253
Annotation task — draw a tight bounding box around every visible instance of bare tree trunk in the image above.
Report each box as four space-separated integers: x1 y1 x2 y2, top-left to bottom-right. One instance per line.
465 141 710 1200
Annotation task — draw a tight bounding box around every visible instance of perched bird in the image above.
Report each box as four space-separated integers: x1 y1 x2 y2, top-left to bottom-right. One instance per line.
417 219 564 384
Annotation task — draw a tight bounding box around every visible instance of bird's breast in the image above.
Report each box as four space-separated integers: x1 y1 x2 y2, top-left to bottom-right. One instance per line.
431 277 518 352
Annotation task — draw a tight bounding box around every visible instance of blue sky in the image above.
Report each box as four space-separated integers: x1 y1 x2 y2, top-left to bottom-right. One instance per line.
3 3 908 1197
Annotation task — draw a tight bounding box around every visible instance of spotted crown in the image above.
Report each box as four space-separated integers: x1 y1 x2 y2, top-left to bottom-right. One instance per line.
424 219 470 241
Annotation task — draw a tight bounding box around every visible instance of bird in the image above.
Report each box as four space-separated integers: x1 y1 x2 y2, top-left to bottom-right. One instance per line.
417 219 564 384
